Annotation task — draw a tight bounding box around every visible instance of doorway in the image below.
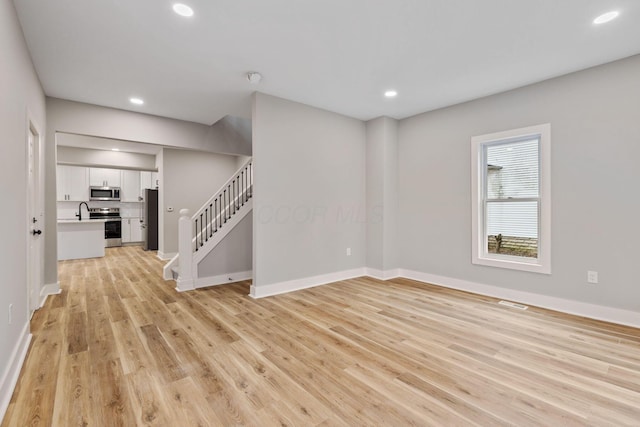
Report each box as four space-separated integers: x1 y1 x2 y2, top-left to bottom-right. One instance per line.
27 119 43 318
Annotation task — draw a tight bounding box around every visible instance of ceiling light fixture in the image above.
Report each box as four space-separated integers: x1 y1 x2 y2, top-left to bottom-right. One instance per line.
111 148 120 152
384 90 398 98
129 97 144 105
247 72 262 84
173 3 194 17
593 10 619 24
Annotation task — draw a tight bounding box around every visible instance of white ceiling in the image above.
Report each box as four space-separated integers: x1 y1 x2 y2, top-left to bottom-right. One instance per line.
14 0 640 125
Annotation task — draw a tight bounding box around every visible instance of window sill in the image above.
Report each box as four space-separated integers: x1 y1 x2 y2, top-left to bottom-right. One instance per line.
473 254 551 274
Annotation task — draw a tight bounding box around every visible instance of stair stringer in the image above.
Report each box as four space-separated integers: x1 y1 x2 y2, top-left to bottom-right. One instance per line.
174 199 253 292
193 198 253 265
163 254 179 280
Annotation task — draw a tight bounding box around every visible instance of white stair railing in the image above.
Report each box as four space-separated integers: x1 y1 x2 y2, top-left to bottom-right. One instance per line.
164 158 253 288
192 159 253 252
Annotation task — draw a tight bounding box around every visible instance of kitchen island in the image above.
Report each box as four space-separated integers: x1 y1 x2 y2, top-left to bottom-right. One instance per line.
58 219 105 260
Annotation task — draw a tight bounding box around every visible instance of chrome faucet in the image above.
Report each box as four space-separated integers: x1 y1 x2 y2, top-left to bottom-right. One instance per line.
76 202 89 221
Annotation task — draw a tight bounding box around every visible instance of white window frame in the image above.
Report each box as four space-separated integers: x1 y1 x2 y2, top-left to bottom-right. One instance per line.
471 123 551 274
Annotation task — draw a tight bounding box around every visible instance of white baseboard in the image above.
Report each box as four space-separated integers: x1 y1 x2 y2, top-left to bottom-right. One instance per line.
194 271 253 289
175 277 195 292
0 323 32 422
400 269 640 329
236 263 640 328
365 268 401 281
157 251 177 261
176 271 253 292
250 268 366 299
40 282 61 308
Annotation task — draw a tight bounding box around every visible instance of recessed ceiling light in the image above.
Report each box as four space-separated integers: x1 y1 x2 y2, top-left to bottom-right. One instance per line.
173 3 194 17
129 97 144 105
384 90 398 98
593 11 619 24
111 148 120 152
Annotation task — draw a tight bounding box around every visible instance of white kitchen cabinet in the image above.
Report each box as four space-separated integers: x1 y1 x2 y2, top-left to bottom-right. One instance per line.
122 218 143 243
121 218 131 243
130 218 142 242
120 170 141 202
139 171 159 199
58 220 105 260
89 168 121 187
57 165 89 201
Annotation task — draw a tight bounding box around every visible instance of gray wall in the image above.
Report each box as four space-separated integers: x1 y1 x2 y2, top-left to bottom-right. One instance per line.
57 146 156 170
252 93 366 287
44 98 250 285
398 54 640 312
366 117 399 272
198 212 253 277
160 148 238 256
0 0 46 409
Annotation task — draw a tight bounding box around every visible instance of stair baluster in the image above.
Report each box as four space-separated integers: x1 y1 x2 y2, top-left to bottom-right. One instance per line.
165 159 253 287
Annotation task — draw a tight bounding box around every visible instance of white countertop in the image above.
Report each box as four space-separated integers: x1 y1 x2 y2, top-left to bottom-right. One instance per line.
58 218 106 224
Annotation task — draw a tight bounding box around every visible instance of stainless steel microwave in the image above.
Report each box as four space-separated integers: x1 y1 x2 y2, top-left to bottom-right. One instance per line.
89 186 121 201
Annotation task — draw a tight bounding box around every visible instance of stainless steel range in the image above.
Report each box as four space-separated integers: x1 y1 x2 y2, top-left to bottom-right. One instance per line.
89 207 122 247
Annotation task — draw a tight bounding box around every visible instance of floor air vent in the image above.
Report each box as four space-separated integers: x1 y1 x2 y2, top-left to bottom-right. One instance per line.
498 300 529 310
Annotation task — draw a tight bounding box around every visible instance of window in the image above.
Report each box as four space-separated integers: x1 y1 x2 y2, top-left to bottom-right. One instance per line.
471 124 551 274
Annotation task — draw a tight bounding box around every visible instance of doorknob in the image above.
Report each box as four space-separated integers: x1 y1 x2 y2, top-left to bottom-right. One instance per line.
32 229 42 235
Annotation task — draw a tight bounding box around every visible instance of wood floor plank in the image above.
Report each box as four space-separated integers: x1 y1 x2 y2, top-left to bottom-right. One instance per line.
4 245 640 426
51 351 94 426
66 311 88 355
6 328 63 426
139 325 187 384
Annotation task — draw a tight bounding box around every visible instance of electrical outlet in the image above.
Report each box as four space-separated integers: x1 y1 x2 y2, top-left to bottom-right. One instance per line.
587 271 598 284
8 303 12 324
346 247 351 256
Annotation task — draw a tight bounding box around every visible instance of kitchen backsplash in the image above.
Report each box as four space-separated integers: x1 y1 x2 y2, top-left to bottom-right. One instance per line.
57 201 143 219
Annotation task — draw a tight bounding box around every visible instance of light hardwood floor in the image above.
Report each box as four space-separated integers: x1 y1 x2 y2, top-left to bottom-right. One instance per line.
3 246 640 426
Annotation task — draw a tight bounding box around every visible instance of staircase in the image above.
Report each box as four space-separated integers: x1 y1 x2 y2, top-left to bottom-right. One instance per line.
164 158 253 291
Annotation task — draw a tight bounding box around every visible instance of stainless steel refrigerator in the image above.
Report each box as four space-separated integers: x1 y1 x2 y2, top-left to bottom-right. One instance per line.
142 188 158 251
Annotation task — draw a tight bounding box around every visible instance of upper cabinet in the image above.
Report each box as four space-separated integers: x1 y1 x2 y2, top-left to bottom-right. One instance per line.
121 170 141 202
58 166 158 202
139 171 159 199
89 168 121 187
57 165 89 201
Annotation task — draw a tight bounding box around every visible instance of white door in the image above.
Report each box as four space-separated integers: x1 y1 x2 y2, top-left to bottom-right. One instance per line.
27 122 43 317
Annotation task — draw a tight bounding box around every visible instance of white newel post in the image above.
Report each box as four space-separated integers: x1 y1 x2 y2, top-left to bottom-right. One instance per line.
177 208 195 291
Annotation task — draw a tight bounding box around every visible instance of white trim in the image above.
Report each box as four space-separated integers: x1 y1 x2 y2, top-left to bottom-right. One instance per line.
157 251 177 261
193 200 253 265
176 271 253 292
0 323 32 422
400 269 640 328
365 268 401 281
25 110 44 318
471 123 551 274
162 255 180 280
194 271 253 289
175 277 195 292
163 254 179 280
40 282 61 308
250 268 367 299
